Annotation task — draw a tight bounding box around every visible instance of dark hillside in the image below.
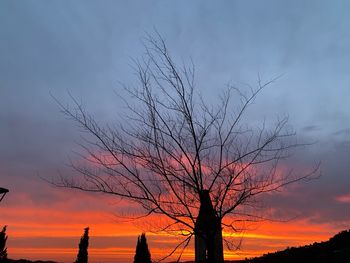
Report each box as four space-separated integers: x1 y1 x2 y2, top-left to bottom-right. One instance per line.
245 230 350 263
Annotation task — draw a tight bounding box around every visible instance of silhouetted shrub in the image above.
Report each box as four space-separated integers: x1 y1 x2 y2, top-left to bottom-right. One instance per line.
74 227 89 263
133 233 151 263
0 225 8 262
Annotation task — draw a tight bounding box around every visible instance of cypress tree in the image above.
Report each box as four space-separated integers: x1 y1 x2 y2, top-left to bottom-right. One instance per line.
0 225 8 263
133 233 151 263
74 227 89 263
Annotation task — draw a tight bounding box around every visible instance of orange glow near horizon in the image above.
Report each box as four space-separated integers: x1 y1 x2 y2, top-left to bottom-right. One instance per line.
2 202 346 263
1 177 349 263
4 222 338 263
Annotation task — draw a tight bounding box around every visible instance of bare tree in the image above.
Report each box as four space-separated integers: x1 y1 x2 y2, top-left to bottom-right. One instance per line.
55 34 318 262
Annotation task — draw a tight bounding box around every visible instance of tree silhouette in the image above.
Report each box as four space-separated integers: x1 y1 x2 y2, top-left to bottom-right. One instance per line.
133 233 151 263
55 34 318 262
0 225 8 263
74 227 89 263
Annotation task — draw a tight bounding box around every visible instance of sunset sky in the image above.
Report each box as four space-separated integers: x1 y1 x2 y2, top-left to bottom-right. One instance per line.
1 1 350 262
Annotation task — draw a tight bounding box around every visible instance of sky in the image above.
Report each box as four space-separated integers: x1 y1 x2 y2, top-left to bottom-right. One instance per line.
1 0 350 262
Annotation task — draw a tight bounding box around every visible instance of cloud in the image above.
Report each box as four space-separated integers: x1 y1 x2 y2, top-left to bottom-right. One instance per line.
302 125 321 132
335 194 350 203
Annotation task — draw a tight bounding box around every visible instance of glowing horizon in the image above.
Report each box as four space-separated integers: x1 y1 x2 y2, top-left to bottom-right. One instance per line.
2 188 348 263
1 163 349 262
4 221 343 263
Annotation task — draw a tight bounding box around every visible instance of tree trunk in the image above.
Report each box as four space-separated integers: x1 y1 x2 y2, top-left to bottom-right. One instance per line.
195 190 224 263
